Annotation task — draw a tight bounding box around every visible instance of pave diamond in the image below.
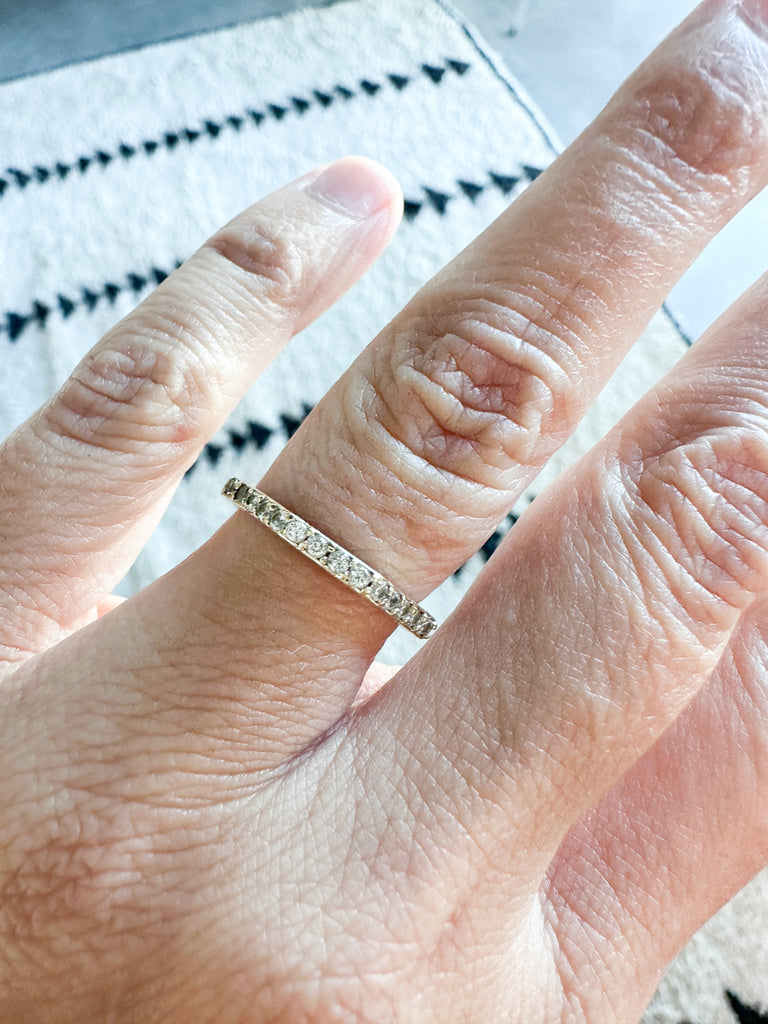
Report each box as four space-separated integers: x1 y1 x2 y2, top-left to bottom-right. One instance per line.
347 562 372 592
244 491 265 514
408 612 423 634
414 613 436 639
223 478 438 639
369 578 391 605
270 508 290 532
284 518 308 545
399 603 419 627
326 548 350 578
258 500 277 521
304 532 328 560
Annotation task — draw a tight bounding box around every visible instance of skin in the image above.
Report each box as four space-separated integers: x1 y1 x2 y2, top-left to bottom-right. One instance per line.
2 0 768 1019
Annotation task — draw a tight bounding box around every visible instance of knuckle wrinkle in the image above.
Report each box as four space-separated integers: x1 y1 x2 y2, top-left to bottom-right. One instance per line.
617 58 768 196
622 426 768 625
366 286 581 490
208 220 297 304
43 335 208 455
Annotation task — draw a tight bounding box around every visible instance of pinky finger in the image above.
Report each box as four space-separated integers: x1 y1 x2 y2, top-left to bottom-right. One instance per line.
543 600 768 1022
95 595 126 619
68 594 127 634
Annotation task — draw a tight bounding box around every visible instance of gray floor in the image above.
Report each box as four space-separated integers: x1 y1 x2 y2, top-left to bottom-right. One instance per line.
2 0 766 341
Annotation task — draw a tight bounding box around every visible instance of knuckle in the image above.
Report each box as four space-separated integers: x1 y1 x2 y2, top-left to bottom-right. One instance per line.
364 284 584 491
0 792 144 958
613 53 768 203
619 422 768 626
41 323 214 458
206 216 303 316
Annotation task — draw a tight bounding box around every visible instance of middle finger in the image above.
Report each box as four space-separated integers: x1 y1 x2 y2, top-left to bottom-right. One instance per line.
138 0 768 746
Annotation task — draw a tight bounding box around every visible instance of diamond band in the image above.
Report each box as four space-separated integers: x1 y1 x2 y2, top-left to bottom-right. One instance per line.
222 478 437 640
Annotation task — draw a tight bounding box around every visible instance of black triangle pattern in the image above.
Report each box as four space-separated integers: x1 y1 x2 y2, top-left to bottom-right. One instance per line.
2 259 183 342
458 179 484 202
402 164 542 221
0 57 473 201
726 990 768 1024
280 410 306 438
185 403 313 479
2 167 543 342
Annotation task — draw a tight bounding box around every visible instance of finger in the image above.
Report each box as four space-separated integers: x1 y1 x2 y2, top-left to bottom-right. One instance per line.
262 0 768 592
359 261 768 870
94 595 125 619
69 593 126 633
0 157 402 660
544 600 768 1023
356 662 401 704
131 0 768 745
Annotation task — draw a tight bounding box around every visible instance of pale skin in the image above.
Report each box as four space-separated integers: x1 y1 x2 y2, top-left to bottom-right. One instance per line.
3 0 768 1020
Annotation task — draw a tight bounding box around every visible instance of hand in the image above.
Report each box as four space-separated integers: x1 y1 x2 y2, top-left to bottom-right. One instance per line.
3 1 768 1020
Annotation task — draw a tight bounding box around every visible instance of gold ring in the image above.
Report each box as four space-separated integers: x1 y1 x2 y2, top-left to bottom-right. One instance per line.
222 478 437 640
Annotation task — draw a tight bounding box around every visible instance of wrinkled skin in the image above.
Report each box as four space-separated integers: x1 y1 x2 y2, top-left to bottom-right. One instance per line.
3 1 768 1020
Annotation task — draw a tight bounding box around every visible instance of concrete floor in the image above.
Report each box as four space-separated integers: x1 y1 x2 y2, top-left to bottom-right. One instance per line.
3 0 766 340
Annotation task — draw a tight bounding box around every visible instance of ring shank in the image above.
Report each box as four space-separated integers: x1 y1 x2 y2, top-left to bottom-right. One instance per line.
222 478 437 639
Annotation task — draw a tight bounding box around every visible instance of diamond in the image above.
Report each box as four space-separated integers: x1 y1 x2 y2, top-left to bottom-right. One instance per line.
223 477 241 497
244 491 265 515
347 562 372 591
369 578 391 605
326 548 350 578
399 602 419 627
415 613 436 639
258 500 277 521
305 532 328 560
270 507 290 532
408 610 425 632
235 483 250 502
284 518 308 545
385 590 404 616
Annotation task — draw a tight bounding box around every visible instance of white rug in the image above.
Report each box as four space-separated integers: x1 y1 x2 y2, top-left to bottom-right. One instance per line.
0 0 763 1019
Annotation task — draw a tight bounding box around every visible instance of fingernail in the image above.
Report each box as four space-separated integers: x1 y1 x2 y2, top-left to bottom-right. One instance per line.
304 157 394 220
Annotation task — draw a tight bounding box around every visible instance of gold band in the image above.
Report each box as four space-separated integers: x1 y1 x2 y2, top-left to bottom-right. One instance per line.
222 478 437 640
